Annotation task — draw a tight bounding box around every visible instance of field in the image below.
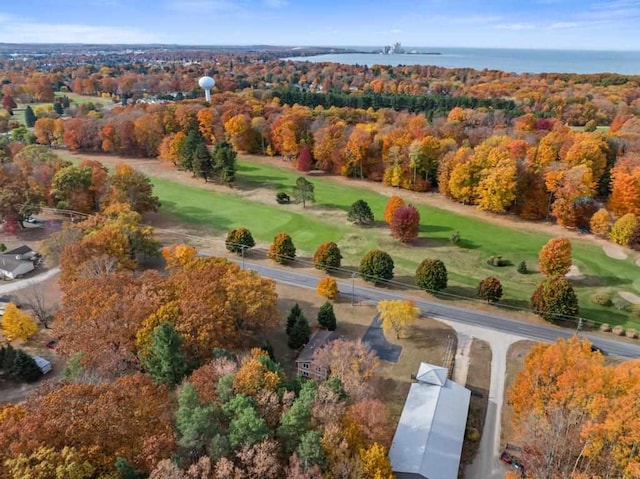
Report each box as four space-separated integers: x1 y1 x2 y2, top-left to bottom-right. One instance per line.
141 154 640 329
12 93 113 125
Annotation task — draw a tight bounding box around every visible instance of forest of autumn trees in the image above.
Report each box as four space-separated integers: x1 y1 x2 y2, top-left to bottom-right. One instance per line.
508 337 640 479
1 50 640 238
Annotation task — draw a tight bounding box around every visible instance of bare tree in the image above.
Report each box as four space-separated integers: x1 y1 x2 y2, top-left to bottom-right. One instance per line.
18 282 51 328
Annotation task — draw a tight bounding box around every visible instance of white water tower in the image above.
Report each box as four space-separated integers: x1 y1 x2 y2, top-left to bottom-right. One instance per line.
198 76 215 102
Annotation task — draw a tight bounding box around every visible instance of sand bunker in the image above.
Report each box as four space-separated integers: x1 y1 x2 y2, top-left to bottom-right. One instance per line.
619 291 640 305
566 265 585 280
603 245 628 260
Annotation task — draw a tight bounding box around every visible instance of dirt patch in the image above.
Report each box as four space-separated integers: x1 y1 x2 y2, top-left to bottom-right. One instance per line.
603 244 628 260
565 264 585 280
500 340 537 449
618 291 640 305
461 339 492 465
636 257 640 267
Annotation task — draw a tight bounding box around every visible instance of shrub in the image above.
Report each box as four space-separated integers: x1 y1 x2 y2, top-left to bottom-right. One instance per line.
347 200 374 226
625 328 638 339
531 276 579 322
609 213 637 246
538 237 572 277
465 427 480 442
415 258 448 292
390 205 420 243
477 277 503 303
612 296 632 311
517 260 528 274
313 242 342 272
359 249 394 284
268 232 296 264
487 256 509 267
383 196 405 224
600 323 611 332
317 302 337 331
225 227 255 255
276 192 291 204
590 208 612 237
317 277 339 300
450 231 461 246
612 325 625 336
0 243 6 252
9 349 43 382
590 289 613 306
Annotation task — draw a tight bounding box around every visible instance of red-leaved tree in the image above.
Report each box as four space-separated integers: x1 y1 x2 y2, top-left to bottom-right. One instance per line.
390 205 420 242
297 145 313 172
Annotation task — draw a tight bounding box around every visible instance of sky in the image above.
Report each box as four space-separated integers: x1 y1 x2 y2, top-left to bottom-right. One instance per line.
0 0 639 50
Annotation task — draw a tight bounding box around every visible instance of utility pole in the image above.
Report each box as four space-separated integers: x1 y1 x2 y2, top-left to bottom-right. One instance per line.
351 272 357 306
576 317 584 335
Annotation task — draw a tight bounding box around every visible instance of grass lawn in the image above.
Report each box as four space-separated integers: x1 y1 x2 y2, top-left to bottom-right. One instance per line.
55 92 114 107
73 152 640 329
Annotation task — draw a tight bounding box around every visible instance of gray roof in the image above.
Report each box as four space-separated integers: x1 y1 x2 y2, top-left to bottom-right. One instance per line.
388 362 471 479
5 245 34 255
0 255 26 274
295 330 336 363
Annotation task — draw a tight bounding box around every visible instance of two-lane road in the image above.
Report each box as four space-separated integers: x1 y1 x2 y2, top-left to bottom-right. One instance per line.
243 260 640 359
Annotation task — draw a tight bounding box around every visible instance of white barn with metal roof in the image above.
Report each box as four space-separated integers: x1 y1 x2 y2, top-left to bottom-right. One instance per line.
388 362 471 479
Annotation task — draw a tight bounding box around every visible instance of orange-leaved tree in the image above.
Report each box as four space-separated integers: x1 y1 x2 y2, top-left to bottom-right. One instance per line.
317 277 339 300
383 195 405 224
537 237 572 277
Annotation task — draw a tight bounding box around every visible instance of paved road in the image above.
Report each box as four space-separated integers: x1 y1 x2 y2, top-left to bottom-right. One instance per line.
0 268 60 296
243 260 640 359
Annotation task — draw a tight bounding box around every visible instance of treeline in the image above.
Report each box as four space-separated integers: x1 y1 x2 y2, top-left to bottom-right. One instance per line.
273 88 521 118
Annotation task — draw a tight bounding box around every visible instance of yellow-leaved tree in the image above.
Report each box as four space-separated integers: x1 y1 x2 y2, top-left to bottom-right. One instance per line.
377 300 419 339
2 303 38 341
359 443 395 479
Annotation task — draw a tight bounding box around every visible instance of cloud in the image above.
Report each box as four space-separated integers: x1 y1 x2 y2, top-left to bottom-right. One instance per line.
390 28 403 33
0 14 159 43
549 21 581 29
494 22 536 31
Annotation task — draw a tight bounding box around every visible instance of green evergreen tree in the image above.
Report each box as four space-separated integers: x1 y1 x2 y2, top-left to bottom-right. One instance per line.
140 322 188 387
193 143 213 182
24 105 37 127
114 457 144 479
347 199 374 226
11 349 42 382
211 141 237 183
297 430 327 471
278 381 316 454
1 343 15 372
287 314 311 350
227 401 269 449
317 302 337 331
176 383 218 456
286 303 303 334
179 129 206 173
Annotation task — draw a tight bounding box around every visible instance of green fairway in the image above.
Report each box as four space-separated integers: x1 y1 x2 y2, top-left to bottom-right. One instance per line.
143 156 640 329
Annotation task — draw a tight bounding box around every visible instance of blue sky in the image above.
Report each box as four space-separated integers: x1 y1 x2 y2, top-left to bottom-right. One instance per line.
0 0 639 50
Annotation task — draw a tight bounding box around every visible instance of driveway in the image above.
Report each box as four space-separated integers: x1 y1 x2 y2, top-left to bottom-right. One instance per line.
362 313 402 363
0 268 60 296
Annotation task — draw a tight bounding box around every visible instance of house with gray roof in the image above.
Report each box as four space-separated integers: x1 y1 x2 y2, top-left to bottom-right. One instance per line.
0 245 39 280
295 330 336 380
388 362 471 479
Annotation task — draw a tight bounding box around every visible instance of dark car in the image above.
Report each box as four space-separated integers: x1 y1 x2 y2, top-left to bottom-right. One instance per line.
591 344 607 355
500 451 513 464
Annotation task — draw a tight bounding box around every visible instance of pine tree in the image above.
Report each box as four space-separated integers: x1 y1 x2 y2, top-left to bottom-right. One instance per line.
288 314 311 350
176 383 217 456
10 349 42 382
297 430 326 470
286 303 302 334
317 302 337 331
24 106 37 128
211 141 237 183
140 322 188 387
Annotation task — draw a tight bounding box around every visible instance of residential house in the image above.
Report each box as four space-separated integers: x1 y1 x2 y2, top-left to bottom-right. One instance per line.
388 362 471 479
0 245 40 280
295 330 336 380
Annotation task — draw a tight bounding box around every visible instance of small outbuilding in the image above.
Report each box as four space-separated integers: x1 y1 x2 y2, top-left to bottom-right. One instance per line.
388 362 471 479
32 355 52 375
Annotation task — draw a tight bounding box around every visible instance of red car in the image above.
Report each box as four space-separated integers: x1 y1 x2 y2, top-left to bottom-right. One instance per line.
46 340 58 349
500 451 513 464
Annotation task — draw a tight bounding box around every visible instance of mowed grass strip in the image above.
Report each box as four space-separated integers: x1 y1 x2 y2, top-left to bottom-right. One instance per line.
99 155 639 328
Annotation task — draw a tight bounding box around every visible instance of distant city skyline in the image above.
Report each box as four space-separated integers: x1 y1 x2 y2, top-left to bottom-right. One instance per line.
0 0 639 51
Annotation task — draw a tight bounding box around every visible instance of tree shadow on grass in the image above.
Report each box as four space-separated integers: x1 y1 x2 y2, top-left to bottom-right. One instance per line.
572 275 631 287
437 285 478 301
411 237 452 249
418 224 453 235
160 202 234 231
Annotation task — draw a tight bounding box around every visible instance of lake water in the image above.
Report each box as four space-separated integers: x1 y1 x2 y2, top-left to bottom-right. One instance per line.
284 47 640 75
